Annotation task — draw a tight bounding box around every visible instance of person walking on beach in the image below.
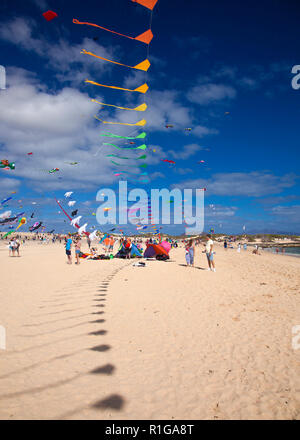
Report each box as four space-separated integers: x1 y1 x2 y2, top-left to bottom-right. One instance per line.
65 233 73 264
224 240 228 250
205 234 216 272
75 236 81 265
124 237 132 259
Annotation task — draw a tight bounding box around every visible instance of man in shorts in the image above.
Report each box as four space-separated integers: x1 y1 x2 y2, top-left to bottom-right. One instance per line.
65 233 73 264
205 234 216 272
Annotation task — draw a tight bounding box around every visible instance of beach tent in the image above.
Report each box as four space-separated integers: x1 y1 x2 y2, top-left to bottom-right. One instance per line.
115 243 143 258
160 240 171 253
130 243 143 257
143 243 170 259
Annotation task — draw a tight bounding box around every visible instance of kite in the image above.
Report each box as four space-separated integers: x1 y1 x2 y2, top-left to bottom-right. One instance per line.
27 152 33 155
68 201 76 207
107 153 147 160
42 11 58 21
103 207 112 211
16 217 26 231
95 115 146 127
29 221 42 232
48 229 55 233
198 160 205 164
86 80 148 94
55 199 90 237
209 228 214 234
185 128 192 131
49 168 59 173
131 0 158 10
103 142 147 151
92 212 96 216
64 192 73 198
1 197 12 205
89 230 98 241
81 50 150 72
92 99 147 112
100 131 146 140
1 160 15 170
30 213 35 218
71 216 82 227
161 159 175 164
73 19 153 45
0 210 11 220
71 209 78 217
65 162 78 165
111 160 147 168
78 223 88 235
165 124 174 128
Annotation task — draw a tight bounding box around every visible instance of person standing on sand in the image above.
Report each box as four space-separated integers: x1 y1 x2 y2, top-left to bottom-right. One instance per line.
15 238 20 257
65 233 73 264
75 236 81 265
205 234 216 272
185 238 195 267
224 240 227 250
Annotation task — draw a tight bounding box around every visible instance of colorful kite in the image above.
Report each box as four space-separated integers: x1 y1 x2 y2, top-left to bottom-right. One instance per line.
1 160 15 170
131 0 158 9
95 115 146 126
161 159 175 164
100 131 146 140
73 18 153 45
1 197 12 205
49 168 59 173
92 99 147 112
86 80 148 94
81 49 150 71
42 11 58 21
29 221 42 232
103 142 147 151
55 198 90 237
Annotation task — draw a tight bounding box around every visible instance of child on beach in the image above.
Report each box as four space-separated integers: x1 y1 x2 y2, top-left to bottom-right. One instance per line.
65 233 72 264
75 236 81 265
185 239 195 267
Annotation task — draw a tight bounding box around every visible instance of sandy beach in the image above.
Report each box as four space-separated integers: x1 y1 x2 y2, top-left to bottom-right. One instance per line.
0 240 299 420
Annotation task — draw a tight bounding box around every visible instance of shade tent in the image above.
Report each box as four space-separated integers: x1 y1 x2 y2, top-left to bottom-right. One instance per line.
143 243 170 259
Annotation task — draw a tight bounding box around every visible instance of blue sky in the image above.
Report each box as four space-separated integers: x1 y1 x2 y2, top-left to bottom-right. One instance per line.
0 0 300 235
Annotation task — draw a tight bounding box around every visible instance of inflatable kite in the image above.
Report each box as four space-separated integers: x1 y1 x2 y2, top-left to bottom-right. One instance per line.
64 192 73 198
71 209 78 217
29 221 42 232
1 160 15 170
1 197 12 205
68 201 76 207
55 199 90 237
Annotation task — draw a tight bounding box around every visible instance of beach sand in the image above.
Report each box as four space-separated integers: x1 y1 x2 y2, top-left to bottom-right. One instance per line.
0 240 299 420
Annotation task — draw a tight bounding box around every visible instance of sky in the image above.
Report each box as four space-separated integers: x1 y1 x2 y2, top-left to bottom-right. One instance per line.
0 0 300 235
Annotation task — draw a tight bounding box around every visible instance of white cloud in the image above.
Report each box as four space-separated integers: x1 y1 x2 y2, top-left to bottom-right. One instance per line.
187 83 236 105
168 144 204 160
174 172 298 197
